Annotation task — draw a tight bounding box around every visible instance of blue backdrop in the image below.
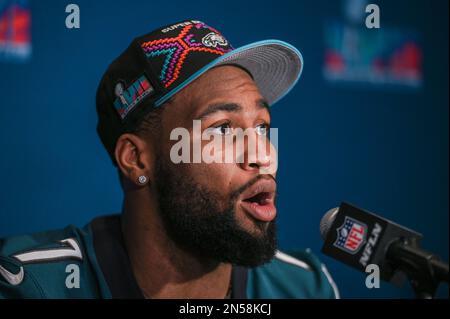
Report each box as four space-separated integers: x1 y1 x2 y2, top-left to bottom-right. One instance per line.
0 0 448 298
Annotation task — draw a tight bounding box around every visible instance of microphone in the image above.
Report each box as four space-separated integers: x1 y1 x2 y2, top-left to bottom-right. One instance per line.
320 202 449 298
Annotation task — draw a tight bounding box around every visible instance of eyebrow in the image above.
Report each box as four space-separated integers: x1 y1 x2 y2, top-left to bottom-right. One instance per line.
259 99 271 116
195 99 270 120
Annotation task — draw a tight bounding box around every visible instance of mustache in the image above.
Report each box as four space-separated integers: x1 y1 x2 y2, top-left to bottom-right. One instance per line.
229 174 277 202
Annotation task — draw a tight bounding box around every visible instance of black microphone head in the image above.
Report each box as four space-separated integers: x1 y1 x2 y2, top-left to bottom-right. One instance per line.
320 207 339 240
320 202 423 283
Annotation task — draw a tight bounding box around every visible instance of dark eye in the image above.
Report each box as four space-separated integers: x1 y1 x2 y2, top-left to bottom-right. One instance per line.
255 123 269 136
208 122 233 136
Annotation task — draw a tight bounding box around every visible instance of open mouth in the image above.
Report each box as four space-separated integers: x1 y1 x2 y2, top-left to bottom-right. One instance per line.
239 179 277 222
243 192 274 206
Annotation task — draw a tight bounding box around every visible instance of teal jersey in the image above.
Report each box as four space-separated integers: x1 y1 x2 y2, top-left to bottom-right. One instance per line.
0 215 339 299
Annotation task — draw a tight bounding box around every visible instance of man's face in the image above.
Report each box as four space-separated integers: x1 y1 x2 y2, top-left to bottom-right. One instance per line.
153 65 278 267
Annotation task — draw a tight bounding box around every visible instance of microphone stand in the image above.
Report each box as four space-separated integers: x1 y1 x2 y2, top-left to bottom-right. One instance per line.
387 238 449 299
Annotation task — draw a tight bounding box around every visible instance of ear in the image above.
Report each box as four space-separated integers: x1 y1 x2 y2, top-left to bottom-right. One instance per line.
115 133 154 187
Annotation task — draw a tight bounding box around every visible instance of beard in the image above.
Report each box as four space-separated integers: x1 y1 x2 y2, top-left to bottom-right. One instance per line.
153 159 277 268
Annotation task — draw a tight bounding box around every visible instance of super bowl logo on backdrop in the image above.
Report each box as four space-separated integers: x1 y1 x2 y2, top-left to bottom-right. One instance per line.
0 0 31 62
334 216 367 254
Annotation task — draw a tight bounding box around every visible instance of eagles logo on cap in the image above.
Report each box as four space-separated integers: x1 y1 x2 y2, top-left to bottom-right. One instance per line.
202 32 228 48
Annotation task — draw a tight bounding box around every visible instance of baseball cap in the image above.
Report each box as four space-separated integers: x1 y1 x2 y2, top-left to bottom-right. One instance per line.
96 19 303 163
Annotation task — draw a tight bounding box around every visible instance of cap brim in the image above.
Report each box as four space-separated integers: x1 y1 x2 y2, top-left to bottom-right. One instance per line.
155 40 303 107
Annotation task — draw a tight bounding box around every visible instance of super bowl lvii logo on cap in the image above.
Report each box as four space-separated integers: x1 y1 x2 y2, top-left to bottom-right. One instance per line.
113 76 155 119
334 216 367 254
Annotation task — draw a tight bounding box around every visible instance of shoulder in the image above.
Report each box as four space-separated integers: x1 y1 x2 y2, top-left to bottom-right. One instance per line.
0 224 106 299
247 249 339 299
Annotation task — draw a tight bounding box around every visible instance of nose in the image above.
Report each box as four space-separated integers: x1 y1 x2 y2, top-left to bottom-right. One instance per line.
238 131 277 174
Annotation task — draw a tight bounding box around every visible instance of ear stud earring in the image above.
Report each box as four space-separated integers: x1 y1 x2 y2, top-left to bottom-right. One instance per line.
138 175 147 185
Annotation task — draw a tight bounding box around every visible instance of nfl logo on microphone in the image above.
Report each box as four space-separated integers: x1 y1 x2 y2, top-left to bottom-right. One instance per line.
334 216 367 254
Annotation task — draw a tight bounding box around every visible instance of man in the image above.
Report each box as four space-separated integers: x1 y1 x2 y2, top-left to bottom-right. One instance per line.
0 20 339 299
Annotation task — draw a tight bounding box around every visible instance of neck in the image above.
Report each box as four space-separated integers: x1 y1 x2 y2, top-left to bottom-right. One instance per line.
121 186 232 299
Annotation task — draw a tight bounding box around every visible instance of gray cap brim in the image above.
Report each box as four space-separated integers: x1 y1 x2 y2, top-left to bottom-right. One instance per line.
155 40 303 107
